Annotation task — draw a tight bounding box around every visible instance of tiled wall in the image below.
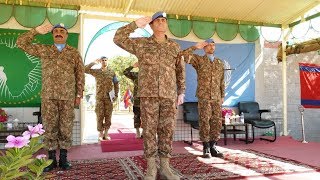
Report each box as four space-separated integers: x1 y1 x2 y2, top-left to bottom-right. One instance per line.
72 121 81 146
257 47 320 142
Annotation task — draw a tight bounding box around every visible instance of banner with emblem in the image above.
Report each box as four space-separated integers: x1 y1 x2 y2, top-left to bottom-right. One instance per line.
0 28 79 107
299 63 320 108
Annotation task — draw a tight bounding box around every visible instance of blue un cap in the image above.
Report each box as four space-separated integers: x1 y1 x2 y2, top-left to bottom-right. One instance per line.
51 23 68 33
150 11 167 24
205 39 215 44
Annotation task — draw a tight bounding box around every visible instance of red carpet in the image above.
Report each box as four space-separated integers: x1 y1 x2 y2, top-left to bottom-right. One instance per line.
100 133 143 152
45 149 320 179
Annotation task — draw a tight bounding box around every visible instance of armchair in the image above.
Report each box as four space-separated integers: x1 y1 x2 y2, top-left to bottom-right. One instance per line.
238 101 276 143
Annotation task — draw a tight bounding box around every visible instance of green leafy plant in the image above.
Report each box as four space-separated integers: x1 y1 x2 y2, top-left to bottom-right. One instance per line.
108 55 138 97
0 124 52 180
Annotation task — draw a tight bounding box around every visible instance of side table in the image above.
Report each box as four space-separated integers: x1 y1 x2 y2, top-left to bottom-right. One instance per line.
221 123 249 145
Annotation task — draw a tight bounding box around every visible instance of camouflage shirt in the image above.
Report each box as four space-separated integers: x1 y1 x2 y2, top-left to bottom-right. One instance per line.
114 22 185 99
182 46 225 100
85 62 119 99
16 29 85 100
123 66 139 107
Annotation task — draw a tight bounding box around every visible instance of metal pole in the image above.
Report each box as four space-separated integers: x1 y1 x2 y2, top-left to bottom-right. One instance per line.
281 27 290 136
298 105 308 143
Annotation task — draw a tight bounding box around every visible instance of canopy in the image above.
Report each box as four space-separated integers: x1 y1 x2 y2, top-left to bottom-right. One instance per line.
2 0 319 27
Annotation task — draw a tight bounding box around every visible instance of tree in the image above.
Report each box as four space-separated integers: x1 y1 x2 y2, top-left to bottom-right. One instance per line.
108 55 138 100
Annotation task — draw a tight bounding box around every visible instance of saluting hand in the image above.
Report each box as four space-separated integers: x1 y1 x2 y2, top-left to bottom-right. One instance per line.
35 24 53 35
135 17 152 28
95 59 101 64
195 42 208 49
132 62 139 68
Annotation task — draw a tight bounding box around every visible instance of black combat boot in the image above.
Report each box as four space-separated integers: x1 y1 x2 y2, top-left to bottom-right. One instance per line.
43 150 57 172
59 149 72 170
209 141 223 158
202 142 212 158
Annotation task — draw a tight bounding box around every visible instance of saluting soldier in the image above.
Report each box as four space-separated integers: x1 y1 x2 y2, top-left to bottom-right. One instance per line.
85 57 119 140
123 62 142 138
16 23 85 171
114 11 185 180
182 39 225 158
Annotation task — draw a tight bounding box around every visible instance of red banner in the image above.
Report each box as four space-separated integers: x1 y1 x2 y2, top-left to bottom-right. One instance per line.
299 63 320 108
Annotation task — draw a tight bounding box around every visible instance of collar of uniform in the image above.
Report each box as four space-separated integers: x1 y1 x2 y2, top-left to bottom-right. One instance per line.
150 34 169 43
51 44 70 51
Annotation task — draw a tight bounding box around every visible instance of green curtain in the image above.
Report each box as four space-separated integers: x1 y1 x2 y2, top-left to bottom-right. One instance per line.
14 6 46 28
168 18 192 38
0 4 78 28
193 21 215 40
0 28 79 107
0 4 13 24
216 22 238 41
47 8 78 29
239 24 259 42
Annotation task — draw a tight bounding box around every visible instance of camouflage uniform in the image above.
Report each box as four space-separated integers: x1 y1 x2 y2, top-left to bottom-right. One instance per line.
114 22 185 158
123 66 141 128
16 29 85 150
182 46 225 142
85 62 119 132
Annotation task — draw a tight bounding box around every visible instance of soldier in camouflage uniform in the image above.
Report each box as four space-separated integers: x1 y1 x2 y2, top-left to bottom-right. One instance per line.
182 39 225 158
123 62 142 138
114 11 185 180
16 23 85 171
85 57 119 140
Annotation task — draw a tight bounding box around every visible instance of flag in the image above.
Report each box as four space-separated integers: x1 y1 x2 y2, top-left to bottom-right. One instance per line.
123 89 132 109
0 28 79 107
299 63 320 108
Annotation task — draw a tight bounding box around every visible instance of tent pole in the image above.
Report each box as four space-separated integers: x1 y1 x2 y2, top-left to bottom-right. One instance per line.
79 12 85 144
281 26 290 136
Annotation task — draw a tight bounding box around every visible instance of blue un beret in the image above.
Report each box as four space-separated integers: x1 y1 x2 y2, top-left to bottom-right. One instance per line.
101 56 108 60
205 39 215 44
51 23 68 33
150 11 167 23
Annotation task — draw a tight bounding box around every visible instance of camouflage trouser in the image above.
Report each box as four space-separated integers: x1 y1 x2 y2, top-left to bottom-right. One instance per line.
140 97 176 158
41 98 75 150
198 99 222 142
133 106 141 128
95 98 113 132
